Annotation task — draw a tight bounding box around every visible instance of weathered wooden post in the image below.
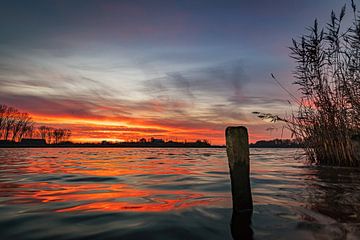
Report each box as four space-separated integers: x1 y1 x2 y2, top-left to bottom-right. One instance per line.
226 126 253 213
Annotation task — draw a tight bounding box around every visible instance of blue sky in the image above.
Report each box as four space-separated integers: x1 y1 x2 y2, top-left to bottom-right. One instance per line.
0 0 352 143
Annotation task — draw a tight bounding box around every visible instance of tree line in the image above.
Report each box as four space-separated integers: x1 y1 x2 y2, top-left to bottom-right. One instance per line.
0 104 71 144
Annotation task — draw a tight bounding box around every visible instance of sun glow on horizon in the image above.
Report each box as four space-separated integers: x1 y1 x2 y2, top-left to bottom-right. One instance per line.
30 113 229 144
30 113 281 144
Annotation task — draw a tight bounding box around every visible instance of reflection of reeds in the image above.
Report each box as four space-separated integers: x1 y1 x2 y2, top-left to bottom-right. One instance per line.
301 166 360 225
256 1 360 167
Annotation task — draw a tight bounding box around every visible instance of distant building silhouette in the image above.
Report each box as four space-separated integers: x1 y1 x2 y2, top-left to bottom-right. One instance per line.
101 140 111 145
150 138 165 144
250 139 301 148
139 138 147 143
20 138 46 146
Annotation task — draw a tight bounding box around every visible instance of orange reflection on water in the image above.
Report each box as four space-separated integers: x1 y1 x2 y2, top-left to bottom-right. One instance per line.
20 150 193 177
2 181 218 212
57 198 217 213
0 148 230 213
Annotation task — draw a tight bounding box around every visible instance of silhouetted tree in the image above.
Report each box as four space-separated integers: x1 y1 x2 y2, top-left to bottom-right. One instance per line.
22 125 34 139
0 104 72 144
52 128 71 144
11 112 33 141
0 104 7 139
38 125 53 143
2 107 18 140
0 105 33 142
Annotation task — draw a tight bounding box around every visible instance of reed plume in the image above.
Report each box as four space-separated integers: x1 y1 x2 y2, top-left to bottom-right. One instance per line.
256 1 360 167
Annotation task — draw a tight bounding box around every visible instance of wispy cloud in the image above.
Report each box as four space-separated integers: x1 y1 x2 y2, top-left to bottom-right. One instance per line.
0 52 292 143
1 0 345 143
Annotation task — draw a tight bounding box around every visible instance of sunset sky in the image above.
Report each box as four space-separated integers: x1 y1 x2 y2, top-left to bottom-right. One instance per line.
0 0 349 144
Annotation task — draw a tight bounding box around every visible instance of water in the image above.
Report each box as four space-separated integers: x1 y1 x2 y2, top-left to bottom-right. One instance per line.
0 148 359 240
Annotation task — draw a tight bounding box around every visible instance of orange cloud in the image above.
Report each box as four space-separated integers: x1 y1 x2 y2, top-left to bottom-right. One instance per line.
28 112 285 145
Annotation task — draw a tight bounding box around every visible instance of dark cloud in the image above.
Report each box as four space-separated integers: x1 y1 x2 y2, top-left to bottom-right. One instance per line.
0 91 191 121
228 96 291 108
0 0 345 143
0 94 105 118
143 60 248 100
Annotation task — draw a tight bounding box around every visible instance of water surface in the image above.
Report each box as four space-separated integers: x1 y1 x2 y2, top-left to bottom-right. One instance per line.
0 148 359 239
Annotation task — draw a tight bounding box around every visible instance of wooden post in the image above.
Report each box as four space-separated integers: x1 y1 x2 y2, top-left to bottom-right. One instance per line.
226 126 253 213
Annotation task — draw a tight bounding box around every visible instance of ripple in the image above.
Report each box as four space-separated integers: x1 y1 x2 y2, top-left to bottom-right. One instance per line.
0 148 359 239
65 176 119 182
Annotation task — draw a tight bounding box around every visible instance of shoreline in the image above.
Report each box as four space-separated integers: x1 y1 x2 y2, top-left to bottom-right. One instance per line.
0 145 302 149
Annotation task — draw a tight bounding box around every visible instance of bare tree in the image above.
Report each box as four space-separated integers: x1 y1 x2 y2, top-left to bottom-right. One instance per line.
0 104 72 144
2 107 19 141
63 129 71 142
52 128 71 144
0 104 7 139
38 125 53 143
46 127 54 144
22 125 34 139
11 113 33 141
53 128 63 144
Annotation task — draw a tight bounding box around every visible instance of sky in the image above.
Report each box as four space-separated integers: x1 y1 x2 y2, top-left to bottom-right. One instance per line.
0 0 352 144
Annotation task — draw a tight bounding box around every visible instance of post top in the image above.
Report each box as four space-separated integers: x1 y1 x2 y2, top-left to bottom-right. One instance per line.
226 126 247 130
226 126 248 134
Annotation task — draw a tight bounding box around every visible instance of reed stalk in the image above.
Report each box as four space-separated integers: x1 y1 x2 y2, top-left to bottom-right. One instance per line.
256 1 360 167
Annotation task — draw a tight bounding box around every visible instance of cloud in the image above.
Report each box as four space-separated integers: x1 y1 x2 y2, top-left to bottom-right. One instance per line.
0 50 116 100
143 60 248 101
0 94 104 118
0 47 294 144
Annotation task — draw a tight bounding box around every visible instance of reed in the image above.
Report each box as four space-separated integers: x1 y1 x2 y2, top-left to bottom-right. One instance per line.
256 1 360 167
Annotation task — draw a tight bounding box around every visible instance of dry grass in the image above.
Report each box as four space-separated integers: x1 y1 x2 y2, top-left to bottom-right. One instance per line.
256 1 360 167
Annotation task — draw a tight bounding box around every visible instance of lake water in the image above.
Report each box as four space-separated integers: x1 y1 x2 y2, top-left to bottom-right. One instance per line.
0 148 359 240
